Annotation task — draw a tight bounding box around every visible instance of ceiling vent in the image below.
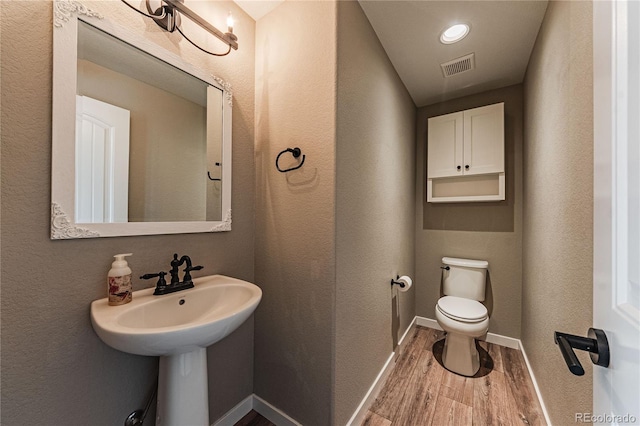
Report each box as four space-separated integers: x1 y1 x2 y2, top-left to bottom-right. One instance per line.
441 53 475 78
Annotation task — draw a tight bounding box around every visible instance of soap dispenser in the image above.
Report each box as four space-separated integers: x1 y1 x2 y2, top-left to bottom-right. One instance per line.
108 253 133 306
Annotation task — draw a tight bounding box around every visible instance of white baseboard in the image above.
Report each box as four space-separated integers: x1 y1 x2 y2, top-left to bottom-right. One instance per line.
212 394 253 426
212 394 301 426
415 316 520 349
397 316 417 348
346 352 395 426
346 318 417 426
253 395 302 426
518 340 552 425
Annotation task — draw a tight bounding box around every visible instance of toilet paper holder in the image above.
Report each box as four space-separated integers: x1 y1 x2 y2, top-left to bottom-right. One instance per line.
391 275 406 288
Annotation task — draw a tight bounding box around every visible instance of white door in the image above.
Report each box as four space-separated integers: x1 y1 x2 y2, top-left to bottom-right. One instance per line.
593 1 640 424
75 95 130 223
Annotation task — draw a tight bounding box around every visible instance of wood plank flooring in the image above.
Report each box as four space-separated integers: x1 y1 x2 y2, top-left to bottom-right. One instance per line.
233 326 545 426
363 326 546 426
235 409 276 426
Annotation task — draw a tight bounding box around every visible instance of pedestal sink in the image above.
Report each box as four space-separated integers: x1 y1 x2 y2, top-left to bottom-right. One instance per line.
91 275 262 426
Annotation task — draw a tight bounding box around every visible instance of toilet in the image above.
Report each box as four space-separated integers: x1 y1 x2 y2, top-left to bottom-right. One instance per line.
435 257 489 376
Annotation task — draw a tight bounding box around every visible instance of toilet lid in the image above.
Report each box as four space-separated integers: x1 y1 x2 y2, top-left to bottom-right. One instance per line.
437 296 488 323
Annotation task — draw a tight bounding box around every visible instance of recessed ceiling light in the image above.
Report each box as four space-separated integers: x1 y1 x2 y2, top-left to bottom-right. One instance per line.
440 24 470 44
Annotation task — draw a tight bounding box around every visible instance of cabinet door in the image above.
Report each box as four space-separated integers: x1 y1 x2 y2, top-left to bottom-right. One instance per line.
462 103 504 175
427 111 464 178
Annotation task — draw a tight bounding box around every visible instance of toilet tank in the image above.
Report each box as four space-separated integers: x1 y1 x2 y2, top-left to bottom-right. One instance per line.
442 257 488 301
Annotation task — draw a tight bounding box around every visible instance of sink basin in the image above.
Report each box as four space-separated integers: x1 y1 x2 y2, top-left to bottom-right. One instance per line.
90 274 262 426
91 274 262 356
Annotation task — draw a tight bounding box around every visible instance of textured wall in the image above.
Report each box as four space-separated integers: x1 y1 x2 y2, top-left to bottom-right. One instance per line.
334 1 416 424
254 1 337 424
522 1 593 423
1 1 255 424
415 85 524 338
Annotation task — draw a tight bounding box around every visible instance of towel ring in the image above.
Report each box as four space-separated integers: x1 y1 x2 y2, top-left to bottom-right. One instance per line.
276 147 306 173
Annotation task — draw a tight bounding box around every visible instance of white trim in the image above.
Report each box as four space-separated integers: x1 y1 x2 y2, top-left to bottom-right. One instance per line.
398 316 417 347
484 331 520 350
518 340 552 426
211 394 253 426
253 395 302 426
346 352 395 426
346 318 417 425
415 316 520 349
212 394 301 426
415 316 443 330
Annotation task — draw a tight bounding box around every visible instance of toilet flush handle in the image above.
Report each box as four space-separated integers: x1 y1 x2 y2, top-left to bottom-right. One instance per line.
440 266 450 271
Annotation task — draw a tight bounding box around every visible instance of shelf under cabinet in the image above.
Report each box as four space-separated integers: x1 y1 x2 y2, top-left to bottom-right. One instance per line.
427 173 505 203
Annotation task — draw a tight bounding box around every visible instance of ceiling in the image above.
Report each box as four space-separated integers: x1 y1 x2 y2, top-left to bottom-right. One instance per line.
358 1 548 107
235 0 548 107
234 0 283 21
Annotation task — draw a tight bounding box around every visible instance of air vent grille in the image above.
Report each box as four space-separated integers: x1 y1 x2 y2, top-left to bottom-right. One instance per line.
441 53 475 77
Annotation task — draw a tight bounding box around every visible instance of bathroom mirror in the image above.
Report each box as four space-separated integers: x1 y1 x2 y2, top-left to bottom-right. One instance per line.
51 1 232 239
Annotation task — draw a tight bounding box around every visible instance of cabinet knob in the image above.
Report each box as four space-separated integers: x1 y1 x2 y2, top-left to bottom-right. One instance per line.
465 165 470 170
457 165 461 170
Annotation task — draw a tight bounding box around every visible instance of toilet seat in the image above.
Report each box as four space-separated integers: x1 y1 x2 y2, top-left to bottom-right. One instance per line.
437 296 488 323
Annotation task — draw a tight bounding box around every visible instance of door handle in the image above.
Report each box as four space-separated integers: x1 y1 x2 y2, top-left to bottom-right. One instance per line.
554 328 610 376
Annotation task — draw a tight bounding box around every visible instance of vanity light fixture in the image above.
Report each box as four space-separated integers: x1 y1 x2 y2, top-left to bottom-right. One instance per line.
120 0 238 56
440 23 470 44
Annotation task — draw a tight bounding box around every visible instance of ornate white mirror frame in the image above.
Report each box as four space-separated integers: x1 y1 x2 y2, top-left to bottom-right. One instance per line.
51 0 232 239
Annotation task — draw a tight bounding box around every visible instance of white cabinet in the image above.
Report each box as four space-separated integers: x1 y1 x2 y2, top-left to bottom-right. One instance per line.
427 102 505 202
428 102 504 178
427 111 464 178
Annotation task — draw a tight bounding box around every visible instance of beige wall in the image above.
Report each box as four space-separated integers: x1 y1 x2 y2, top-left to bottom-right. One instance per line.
254 1 337 424
416 84 524 338
522 1 593 423
1 1 255 424
254 2 416 423
334 1 416 424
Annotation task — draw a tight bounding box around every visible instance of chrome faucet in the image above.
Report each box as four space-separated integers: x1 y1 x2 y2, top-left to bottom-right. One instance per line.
141 253 203 295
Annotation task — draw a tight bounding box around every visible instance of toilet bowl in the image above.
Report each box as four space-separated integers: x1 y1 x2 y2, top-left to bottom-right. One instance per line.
435 296 489 376
435 257 490 376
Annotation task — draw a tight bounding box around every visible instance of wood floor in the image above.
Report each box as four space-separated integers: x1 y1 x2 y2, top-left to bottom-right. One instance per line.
234 326 546 426
235 409 276 426
362 326 547 426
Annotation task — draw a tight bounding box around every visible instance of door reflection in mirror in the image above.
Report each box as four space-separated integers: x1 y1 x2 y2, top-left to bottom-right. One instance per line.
75 95 130 223
76 21 223 223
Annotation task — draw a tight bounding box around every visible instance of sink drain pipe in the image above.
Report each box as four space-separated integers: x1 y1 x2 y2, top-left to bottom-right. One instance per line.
125 384 157 426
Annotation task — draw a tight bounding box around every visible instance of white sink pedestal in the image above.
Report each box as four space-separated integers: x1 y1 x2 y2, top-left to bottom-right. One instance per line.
90 275 263 425
156 348 209 426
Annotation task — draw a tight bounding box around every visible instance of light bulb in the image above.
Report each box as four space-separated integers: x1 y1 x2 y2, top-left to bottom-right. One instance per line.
440 23 470 44
227 12 234 33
